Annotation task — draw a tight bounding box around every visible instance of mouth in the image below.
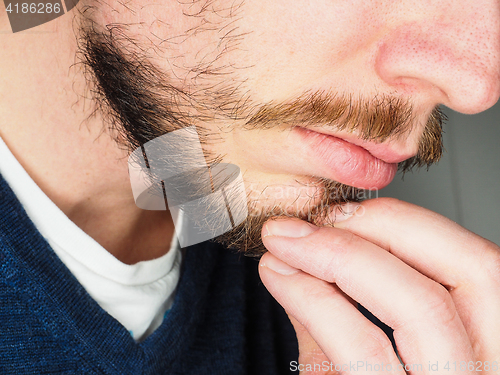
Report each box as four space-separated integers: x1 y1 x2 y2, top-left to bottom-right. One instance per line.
293 127 399 190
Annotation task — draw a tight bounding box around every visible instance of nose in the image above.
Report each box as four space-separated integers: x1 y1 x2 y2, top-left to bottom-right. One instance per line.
375 0 500 114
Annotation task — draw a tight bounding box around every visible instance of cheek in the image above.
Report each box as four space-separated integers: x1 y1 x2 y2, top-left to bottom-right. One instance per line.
235 0 387 102
87 1 238 85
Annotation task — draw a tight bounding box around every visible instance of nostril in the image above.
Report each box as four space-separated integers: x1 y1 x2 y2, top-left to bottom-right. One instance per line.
375 22 500 115
446 75 500 114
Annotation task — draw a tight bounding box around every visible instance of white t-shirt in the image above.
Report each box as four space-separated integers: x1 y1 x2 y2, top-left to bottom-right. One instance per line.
0 137 182 342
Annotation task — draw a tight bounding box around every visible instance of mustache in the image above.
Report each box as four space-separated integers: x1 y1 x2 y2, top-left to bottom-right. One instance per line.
78 22 447 256
78 20 445 174
243 91 446 172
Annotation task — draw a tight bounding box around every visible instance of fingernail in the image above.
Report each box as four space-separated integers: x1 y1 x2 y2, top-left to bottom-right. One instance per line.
261 254 299 275
333 202 361 223
264 218 319 238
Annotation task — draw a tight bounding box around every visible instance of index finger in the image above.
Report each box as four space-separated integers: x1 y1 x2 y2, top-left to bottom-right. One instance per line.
333 197 500 289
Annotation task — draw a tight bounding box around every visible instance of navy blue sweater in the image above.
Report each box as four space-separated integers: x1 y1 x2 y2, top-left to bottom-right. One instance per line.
0 174 298 374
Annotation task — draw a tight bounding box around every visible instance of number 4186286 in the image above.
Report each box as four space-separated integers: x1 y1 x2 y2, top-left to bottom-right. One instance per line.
6 3 61 14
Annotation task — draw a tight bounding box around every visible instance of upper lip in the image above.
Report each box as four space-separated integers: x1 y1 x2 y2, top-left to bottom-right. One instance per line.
300 127 417 164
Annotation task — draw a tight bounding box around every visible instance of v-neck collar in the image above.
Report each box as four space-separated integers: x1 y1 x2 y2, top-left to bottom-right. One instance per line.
0 173 220 374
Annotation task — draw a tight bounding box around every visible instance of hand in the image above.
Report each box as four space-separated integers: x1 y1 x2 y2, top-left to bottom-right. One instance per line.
259 198 500 374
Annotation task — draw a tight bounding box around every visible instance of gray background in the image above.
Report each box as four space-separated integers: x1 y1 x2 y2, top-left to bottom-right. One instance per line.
379 102 500 246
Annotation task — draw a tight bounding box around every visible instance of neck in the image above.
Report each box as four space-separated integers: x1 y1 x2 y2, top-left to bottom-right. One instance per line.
0 11 174 264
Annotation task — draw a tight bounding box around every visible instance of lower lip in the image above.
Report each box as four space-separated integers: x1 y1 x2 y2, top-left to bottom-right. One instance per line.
294 127 397 189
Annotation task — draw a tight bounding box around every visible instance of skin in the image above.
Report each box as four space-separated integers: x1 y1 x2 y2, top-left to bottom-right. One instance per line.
1 0 500 371
260 200 500 374
0 5 177 265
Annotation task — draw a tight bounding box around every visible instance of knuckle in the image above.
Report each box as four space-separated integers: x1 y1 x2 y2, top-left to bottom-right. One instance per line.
460 237 500 289
329 229 358 249
299 283 340 330
320 232 357 282
372 197 403 206
357 327 395 362
364 197 404 214
302 280 335 304
367 197 426 220
363 198 412 227
418 282 457 327
478 241 500 284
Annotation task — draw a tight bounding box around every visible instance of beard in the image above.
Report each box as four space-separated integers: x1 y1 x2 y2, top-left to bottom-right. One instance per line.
76 10 445 256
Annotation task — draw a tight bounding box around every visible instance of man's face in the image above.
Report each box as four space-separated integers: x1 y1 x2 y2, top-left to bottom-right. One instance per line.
78 0 500 254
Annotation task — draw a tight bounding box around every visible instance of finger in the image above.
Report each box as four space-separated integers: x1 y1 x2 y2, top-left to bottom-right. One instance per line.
333 198 500 359
332 198 500 290
259 252 404 375
288 315 339 375
262 219 476 373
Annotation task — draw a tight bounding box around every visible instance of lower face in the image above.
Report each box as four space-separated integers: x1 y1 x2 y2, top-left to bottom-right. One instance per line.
78 0 444 255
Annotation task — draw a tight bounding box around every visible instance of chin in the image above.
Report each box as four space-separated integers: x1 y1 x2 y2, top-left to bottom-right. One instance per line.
212 180 365 257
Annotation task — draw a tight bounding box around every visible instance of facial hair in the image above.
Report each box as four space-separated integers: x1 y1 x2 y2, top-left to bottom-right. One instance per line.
76 12 445 256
